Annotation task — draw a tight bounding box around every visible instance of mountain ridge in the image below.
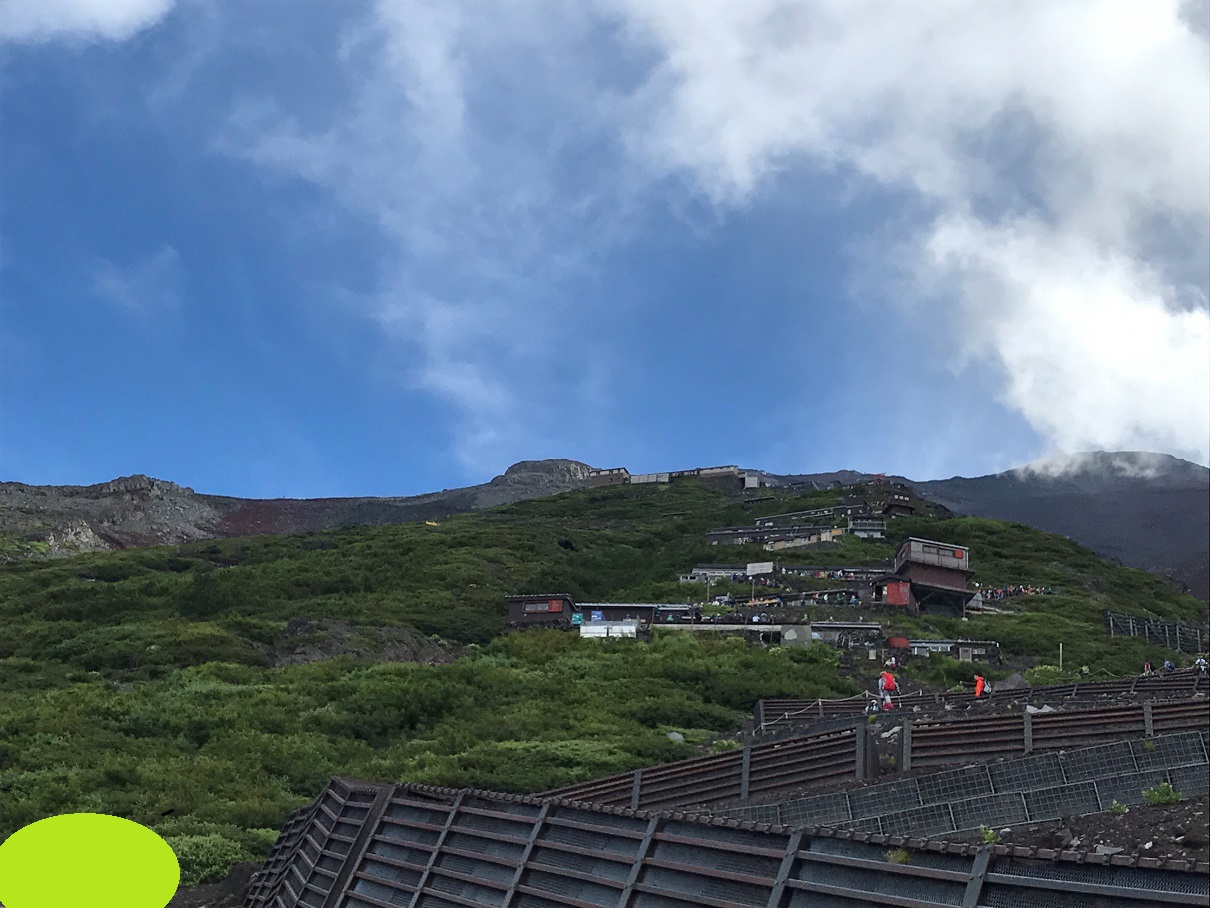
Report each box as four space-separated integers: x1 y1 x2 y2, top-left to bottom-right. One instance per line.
2 452 1206 599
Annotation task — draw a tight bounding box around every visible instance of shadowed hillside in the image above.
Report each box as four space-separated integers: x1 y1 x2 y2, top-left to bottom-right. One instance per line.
910 452 1210 602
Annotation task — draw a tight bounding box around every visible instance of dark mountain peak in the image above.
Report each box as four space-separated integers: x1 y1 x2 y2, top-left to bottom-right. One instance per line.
910 452 1210 600
1011 451 1208 486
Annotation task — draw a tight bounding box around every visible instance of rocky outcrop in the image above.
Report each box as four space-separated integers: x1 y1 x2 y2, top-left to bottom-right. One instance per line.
0 460 596 561
261 618 457 667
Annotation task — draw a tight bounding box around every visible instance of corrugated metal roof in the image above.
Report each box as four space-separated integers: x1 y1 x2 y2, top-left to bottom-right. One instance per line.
245 779 1210 908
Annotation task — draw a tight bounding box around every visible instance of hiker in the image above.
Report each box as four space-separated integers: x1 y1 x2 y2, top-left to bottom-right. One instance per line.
974 674 986 698
1143 660 1152 676
877 670 896 710
1195 656 1207 674
1164 660 1176 673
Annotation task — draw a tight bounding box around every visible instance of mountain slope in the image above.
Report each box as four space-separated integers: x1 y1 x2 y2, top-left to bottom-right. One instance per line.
3 451 1207 600
0 460 593 557
909 452 1210 601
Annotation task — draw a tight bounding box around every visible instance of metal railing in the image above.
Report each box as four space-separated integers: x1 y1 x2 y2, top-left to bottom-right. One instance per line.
756 670 1209 734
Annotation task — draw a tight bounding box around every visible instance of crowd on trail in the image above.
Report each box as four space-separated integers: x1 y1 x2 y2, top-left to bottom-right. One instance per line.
871 662 991 712
974 583 1055 598
785 569 865 581
721 574 783 586
1145 658 1208 675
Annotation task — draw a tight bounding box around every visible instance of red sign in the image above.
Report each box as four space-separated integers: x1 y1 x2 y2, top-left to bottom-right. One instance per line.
886 581 910 606
547 599 564 613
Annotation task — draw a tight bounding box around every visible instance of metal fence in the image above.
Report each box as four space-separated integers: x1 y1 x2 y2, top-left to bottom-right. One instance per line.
899 700 1209 769
756 669 1209 734
245 778 1210 908
1105 611 1208 654
543 700 1209 816
713 731 1210 839
540 726 869 810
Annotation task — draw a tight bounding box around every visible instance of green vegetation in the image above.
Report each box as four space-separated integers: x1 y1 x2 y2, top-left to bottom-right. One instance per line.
0 631 855 884
1109 800 1129 814
885 847 911 864
1142 782 1182 806
980 826 1002 845
0 479 1202 884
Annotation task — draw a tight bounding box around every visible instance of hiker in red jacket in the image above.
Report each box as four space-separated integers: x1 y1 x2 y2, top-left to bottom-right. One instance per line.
878 670 896 709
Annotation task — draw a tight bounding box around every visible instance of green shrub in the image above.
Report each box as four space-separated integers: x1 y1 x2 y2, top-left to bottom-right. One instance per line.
1024 664 1069 686
165 833 249 887
885 847 911 865
980 826 1001 845
1109 800 1129 814
1142 782 1181 806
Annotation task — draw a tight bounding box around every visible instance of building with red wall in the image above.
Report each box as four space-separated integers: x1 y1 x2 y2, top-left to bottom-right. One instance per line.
874 538 975 617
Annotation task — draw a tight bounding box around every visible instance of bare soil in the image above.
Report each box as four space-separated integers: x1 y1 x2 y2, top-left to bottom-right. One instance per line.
960 794 1210 867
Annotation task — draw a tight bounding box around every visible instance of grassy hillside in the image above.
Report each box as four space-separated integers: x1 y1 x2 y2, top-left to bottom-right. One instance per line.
0 480 1202 884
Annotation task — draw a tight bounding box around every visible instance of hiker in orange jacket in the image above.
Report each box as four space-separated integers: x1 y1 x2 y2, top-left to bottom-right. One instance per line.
878 670 896 709
974 674 986 698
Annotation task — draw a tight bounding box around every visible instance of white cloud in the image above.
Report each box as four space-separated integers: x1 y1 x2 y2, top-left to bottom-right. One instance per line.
1014 451 1188 480
93 245 183 313
925 215 1210 460
220 0 633 472
0 0 176 42
217 0 1209 470
609 0 1210 463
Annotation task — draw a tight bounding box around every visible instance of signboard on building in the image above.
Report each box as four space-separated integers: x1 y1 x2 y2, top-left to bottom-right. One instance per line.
580 621 639 638
590 610 604 622
571 612 583 626
746 562 774 576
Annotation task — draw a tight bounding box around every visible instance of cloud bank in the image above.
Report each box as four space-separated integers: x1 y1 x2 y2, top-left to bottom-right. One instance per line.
0 0 175 42
183 1 1210 469
615 0 1209 463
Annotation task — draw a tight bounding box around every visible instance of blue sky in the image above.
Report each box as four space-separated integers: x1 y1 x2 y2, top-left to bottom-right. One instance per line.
2 1 1207 498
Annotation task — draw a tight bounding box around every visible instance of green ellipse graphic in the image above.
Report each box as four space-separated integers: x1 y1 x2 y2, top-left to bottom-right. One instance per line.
0 813 179 908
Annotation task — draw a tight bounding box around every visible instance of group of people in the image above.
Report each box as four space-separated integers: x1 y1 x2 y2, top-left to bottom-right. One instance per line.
872 667 989 711
973 583 1055 599
1145 657 1209 674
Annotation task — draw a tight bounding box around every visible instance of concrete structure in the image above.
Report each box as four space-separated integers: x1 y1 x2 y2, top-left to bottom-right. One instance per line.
630 472 671 484
505 593 577 628
586 467 630 486
809 621 885 648
765 529 845 550
847 515 886 539
902 638 1001 663
707 525 845 547
882 490 916 517
507 595 700 629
